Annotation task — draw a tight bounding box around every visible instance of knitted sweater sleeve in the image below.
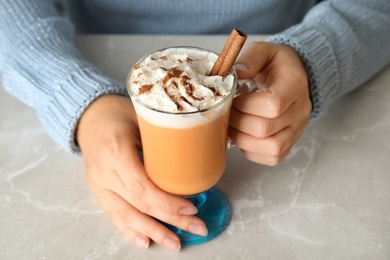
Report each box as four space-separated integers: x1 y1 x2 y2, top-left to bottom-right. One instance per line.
0 0 128 153
268 0 390 120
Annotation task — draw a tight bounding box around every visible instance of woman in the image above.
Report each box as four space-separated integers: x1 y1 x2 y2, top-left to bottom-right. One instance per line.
1 0 389 252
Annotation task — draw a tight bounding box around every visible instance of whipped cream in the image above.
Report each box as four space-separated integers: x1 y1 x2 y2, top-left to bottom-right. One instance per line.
129 48 235 113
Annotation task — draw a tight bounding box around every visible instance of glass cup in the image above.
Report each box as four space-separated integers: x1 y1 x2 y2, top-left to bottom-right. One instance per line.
127 46 260 245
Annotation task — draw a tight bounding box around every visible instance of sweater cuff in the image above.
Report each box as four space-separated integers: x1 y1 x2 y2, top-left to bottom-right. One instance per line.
268 25 339 120
46 68 128 154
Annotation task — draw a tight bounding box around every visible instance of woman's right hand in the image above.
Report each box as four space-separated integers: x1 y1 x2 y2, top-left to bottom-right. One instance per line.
76 94 208 252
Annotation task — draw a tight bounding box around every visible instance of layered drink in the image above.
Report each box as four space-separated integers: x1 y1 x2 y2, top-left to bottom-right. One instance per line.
128 47 236 195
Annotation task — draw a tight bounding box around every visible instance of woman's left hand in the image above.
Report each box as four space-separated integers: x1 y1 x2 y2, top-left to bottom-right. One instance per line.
230 42 312 166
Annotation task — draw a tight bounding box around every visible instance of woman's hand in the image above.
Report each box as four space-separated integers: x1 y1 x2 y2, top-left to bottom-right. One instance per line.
230 42 312 165
76 94 207 252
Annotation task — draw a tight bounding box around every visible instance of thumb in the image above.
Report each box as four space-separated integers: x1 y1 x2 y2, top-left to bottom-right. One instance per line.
234 41 277 79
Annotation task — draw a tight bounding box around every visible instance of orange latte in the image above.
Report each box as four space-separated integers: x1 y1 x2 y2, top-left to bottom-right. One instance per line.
136 107 231 195
128 47 236 196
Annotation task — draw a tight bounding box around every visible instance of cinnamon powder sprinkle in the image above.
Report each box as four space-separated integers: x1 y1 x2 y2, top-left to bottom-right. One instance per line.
208 86 216 94
151 56 168 61
180 96 190 104
138 84 154 94
207 86 222 96
162 67 183 85
180 75 204 101
169 67 183 78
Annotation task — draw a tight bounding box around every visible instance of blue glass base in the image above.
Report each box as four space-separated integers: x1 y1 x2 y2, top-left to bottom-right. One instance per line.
165 187 231 246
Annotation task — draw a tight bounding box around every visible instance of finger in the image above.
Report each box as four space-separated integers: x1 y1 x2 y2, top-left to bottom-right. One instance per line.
234 41 278 79
229 125 297 158
229 100 310 156
230 94 311 139
240 146 292 166
111 147 208 236
233 79 299 119
231 98 309 153
101 190 182 252
229 106 293 138
112 175 208 237
229 111 309 166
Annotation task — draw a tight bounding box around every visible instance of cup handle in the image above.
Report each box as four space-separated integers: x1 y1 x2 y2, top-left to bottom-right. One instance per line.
235 79 265 97
227 79 266 149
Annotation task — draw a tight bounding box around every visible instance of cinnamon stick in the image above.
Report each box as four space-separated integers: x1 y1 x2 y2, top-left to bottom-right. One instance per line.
209 29 247 77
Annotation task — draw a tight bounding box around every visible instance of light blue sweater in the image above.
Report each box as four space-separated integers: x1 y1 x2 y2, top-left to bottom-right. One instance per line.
1 0 390 153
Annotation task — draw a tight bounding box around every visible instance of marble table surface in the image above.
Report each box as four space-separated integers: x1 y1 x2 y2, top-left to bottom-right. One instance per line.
1 35 390 260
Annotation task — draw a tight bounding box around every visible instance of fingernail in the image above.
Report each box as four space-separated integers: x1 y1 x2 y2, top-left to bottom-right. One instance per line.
135 235 149 249
179 206 198 215
188 223 208 236
162 237 181 252
233 63 249 71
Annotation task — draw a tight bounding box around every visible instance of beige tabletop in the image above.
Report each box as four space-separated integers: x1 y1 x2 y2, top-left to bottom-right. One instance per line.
1 35 390 260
